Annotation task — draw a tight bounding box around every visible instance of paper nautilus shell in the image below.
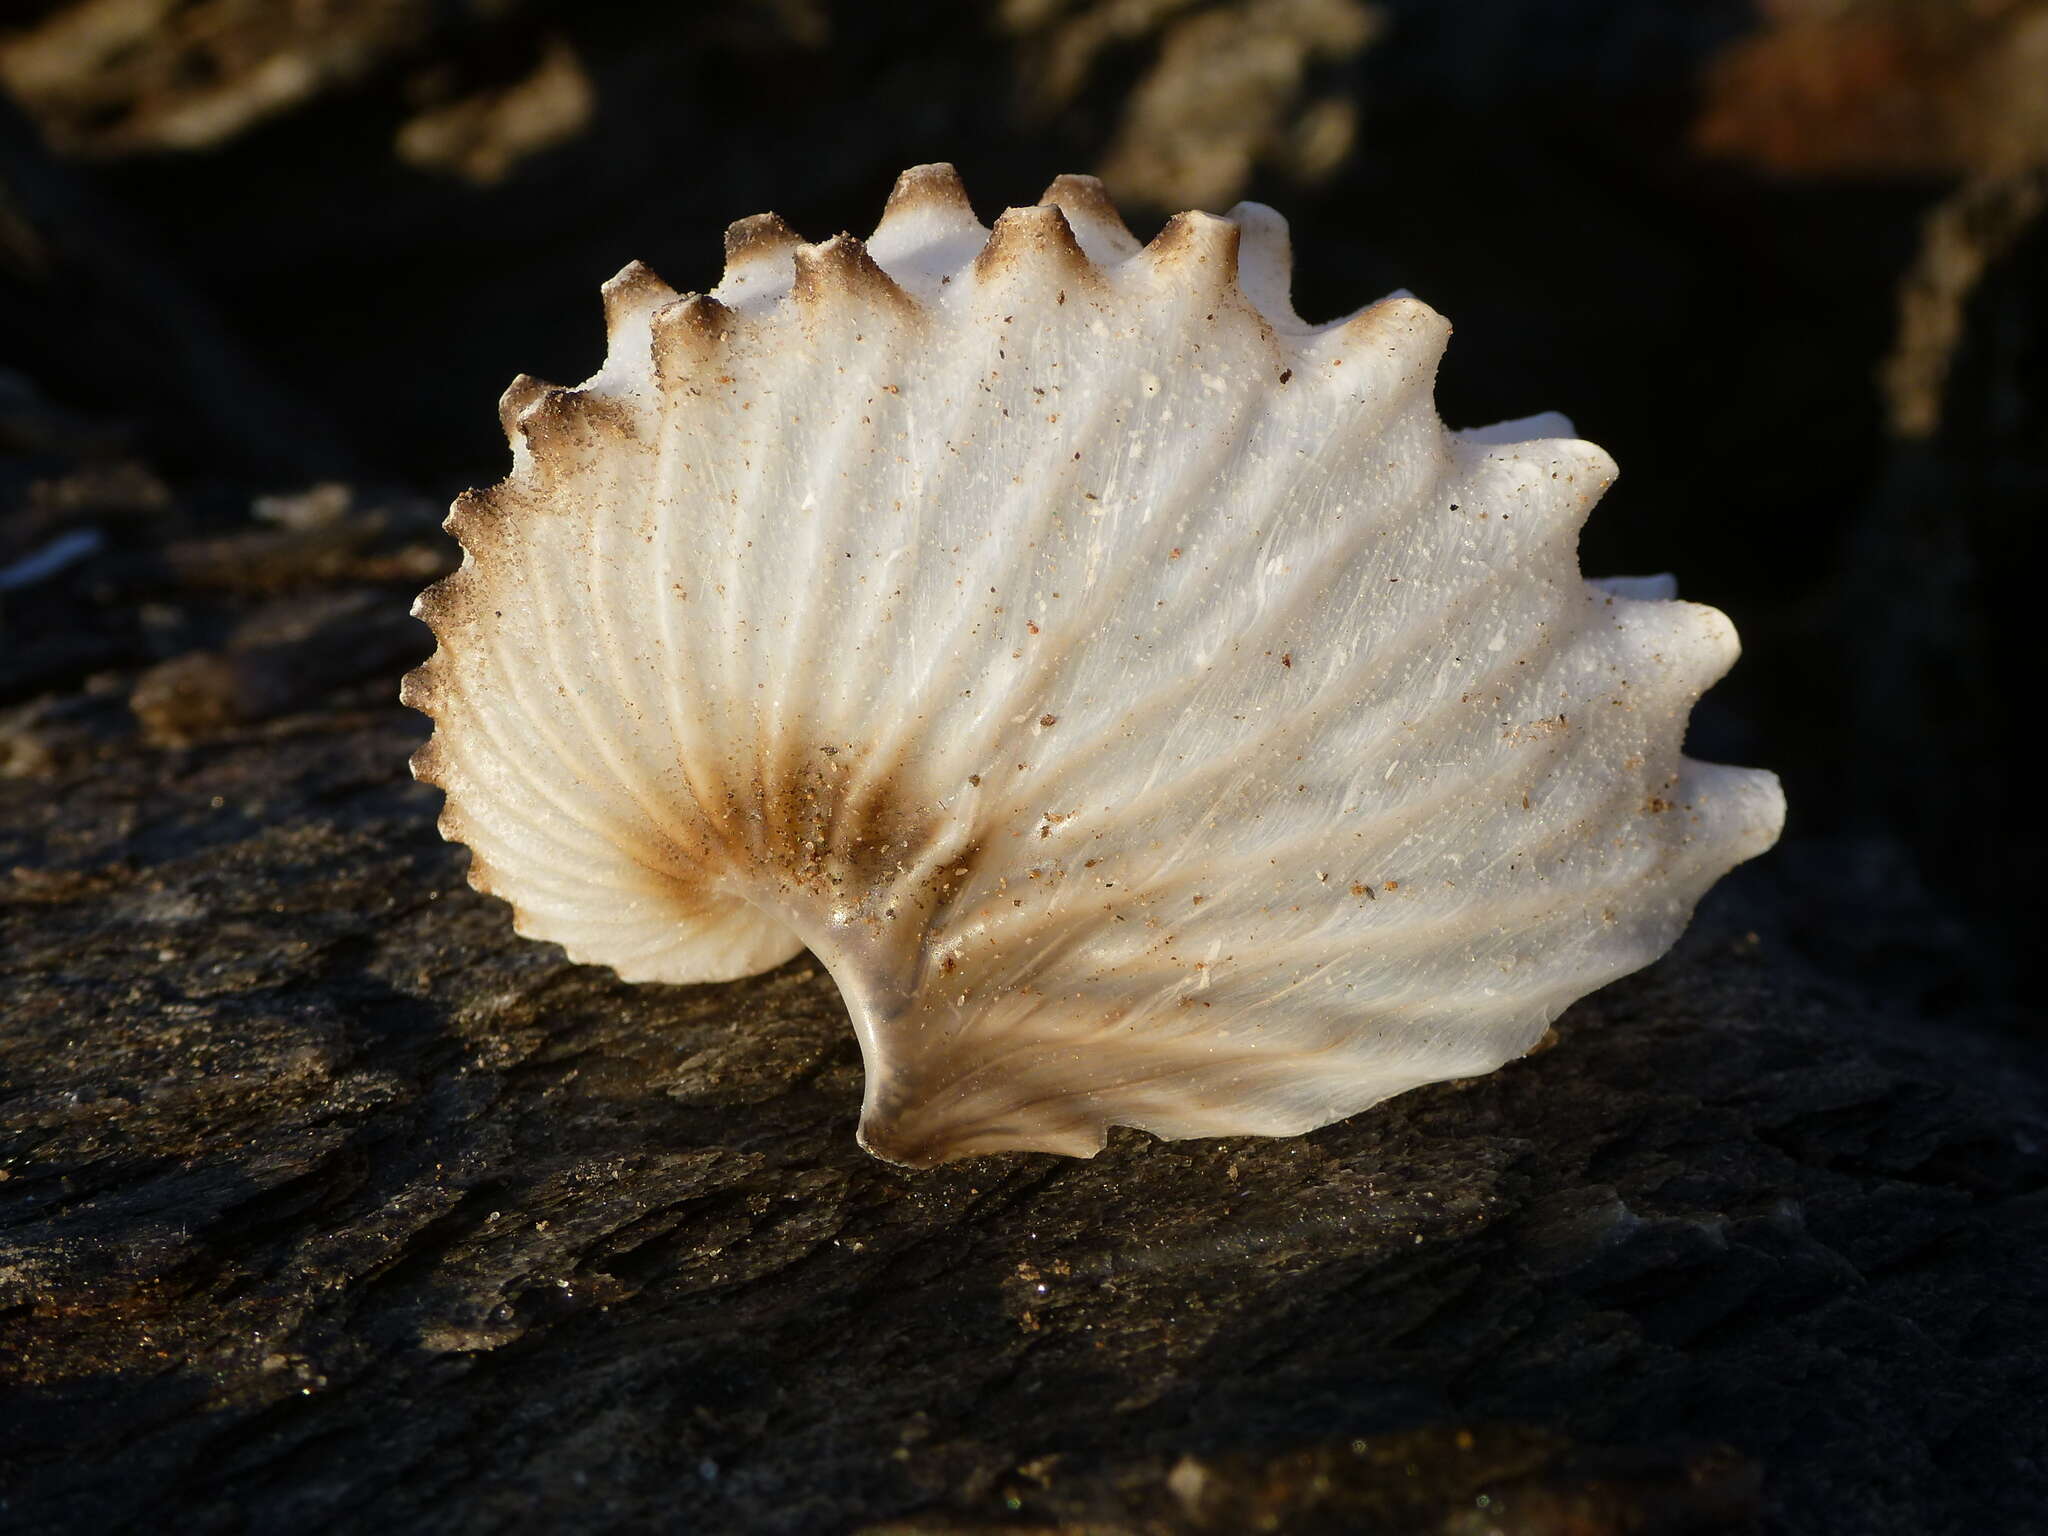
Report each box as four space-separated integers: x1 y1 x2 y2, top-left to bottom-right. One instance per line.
403 164 1785 1167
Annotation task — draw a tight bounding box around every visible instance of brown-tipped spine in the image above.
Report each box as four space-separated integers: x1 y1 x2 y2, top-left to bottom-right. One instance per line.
514 387 636 471
397 661 438 715
792 234 914 311
601 259 679 332
442 485 504 545
497 373 558 443
649 292 733 378
880 163 976 226
722 212 804 277
1141 211 1241 290
972 204 1094 285
1037 174 1139 255
406 730 450 792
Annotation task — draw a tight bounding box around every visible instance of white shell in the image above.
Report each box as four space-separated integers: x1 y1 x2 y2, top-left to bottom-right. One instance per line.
403 165 1785 1166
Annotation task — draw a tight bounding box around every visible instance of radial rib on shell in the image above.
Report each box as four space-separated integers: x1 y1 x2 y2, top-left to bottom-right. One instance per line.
402 163 1786 1167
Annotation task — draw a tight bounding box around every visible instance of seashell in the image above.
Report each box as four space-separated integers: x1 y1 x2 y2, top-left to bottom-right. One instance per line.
402 164 1785 1167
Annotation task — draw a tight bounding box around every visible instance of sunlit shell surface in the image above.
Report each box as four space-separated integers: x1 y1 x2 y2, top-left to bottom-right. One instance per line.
403 164 1786 1167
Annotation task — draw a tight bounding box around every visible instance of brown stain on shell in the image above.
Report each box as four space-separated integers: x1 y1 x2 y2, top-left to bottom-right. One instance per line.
739 743 987 948
408 533 986 1000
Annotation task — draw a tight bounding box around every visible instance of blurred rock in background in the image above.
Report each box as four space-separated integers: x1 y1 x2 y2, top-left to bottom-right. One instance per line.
1694 0 2048 180
0 0 480 157
1693 0 2048 1001
1004 0 1382 210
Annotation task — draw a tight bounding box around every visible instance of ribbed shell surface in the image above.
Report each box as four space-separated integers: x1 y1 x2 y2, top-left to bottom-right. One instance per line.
403 165 1785 1165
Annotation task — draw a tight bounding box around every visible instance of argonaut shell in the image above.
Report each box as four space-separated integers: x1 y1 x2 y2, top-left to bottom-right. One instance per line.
402 164 1785 1167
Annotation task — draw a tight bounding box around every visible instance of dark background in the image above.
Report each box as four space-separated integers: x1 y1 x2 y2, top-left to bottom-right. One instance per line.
2 4 2043 1533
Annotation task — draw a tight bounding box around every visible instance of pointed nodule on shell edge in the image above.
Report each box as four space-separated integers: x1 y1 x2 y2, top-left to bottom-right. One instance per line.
509 386 639 477
722 211 804 274
972 204 1094 286
601 259 679 332
1310 294 1455 388
650 293 735 380
396 652 438 716
497 373 557 444
1139 211 1242 293
792 233 915 311
879 162 978 228
439 484 508 549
